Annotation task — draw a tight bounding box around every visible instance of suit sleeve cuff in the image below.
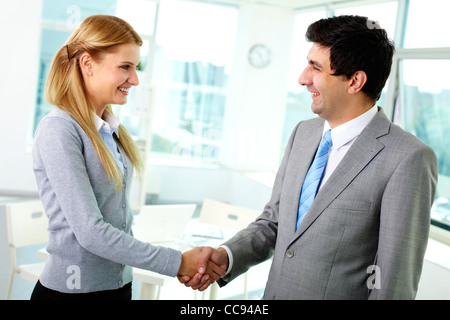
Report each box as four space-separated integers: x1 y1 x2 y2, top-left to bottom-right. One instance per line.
219 245 233 276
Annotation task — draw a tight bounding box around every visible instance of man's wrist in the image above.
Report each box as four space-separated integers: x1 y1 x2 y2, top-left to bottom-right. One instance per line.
219 245 233 275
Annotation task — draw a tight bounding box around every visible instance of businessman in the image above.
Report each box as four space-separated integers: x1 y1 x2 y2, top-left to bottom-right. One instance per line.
180 15 438 299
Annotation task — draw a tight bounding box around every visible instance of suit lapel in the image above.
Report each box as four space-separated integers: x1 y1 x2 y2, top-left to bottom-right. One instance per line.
284 118 324 239
292 108 391 240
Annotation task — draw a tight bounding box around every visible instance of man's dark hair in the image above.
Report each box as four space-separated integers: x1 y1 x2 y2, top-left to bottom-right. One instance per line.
306 15 395 102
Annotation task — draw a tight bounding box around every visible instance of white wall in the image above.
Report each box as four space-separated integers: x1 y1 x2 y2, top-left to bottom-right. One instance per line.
150 164 272 211
220 3 295 172
0 0 42 195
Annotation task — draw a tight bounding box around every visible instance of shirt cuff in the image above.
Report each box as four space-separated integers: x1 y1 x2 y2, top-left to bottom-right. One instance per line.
219 245 233 276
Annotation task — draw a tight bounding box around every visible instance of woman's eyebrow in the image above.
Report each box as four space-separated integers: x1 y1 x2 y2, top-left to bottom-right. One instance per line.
120 61 139 65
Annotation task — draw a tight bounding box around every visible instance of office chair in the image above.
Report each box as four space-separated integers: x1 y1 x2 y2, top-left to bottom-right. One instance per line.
198 198 260 299
5 200 48 299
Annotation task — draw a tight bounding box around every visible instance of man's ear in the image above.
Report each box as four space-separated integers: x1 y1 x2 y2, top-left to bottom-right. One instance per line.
79 53 93 76
347 70 367 95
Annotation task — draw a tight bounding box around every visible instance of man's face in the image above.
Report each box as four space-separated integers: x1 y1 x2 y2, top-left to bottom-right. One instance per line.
298 43 349 124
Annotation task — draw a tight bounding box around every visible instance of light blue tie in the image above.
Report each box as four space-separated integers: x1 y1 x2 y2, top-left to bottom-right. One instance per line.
296 129 332 231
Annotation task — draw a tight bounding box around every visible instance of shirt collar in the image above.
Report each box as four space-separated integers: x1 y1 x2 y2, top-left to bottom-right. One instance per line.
94 109 120 138
323 104 377 149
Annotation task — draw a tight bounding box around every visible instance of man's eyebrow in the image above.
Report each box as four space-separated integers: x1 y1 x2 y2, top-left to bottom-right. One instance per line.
307 57 323 69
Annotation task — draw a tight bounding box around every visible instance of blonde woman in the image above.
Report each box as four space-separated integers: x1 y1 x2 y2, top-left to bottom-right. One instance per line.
31 15 224 300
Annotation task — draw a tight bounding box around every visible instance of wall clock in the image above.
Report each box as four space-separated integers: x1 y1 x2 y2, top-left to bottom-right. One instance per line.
248 44 272 68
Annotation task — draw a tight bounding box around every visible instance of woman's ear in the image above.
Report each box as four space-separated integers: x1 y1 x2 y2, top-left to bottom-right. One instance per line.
347 70 367 95
79 53 93 76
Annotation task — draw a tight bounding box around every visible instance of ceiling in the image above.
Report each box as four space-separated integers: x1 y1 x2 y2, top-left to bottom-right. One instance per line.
196 0 353 10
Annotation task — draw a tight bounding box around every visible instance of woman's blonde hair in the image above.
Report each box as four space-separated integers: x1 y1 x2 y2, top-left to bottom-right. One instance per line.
45 15 144 189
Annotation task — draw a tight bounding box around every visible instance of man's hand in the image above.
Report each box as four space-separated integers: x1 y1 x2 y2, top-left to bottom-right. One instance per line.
178 246 229 291
177 246 227 286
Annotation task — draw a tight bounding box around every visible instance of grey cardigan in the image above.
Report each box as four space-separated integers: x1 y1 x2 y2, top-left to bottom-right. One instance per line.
32 108 181 293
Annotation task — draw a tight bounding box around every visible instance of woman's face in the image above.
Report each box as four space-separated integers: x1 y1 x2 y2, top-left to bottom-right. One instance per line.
82 43 140 117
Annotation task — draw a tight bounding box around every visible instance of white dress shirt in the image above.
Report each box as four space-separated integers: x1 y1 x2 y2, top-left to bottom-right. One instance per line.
319 104 378 191
94 110 124 175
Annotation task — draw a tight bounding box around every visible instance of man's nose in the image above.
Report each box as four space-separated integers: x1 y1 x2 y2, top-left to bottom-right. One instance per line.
298 66 311 86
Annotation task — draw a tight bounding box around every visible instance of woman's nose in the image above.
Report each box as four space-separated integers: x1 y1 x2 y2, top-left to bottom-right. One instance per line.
128 69 140 86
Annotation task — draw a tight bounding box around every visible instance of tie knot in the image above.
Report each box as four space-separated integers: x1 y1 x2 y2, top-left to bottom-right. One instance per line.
318 129 332 155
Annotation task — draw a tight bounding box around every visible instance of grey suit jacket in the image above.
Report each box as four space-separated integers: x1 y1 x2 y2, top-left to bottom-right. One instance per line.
220 108 438 299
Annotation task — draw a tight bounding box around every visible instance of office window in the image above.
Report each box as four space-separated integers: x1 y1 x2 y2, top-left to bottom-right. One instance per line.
398 60 450 230
150 0 238 163
34 28 72 131
334 1 398 39
403 0 450 48
395 0 450 234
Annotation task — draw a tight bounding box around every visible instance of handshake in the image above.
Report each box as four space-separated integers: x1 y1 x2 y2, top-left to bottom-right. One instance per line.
177 246 229 291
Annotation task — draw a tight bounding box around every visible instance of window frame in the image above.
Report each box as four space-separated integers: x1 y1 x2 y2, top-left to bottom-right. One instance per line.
393 50 450 243
387 0 450 242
